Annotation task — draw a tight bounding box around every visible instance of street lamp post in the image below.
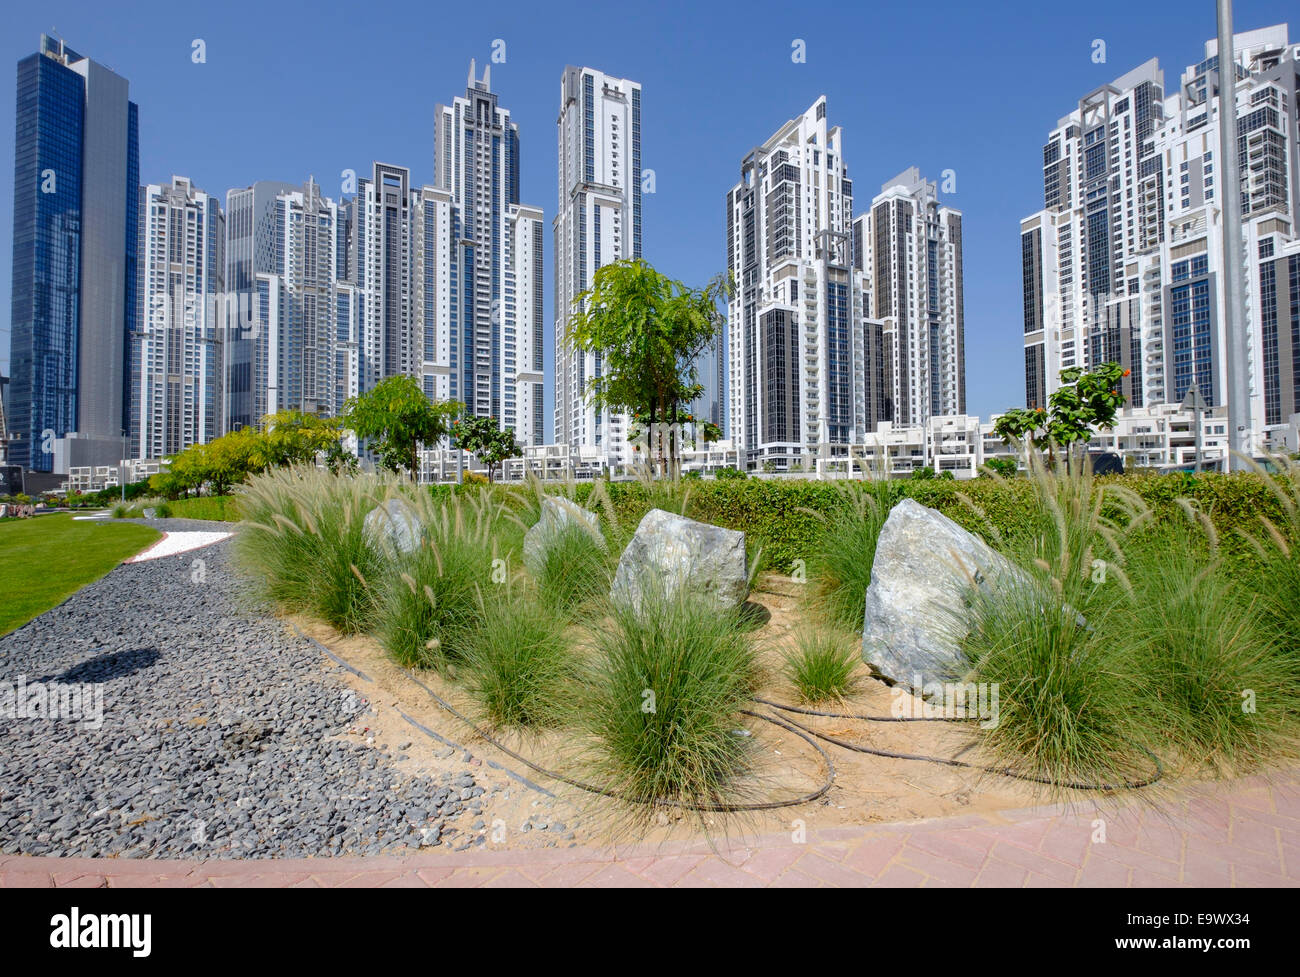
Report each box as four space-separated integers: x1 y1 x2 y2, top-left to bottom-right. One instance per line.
1216 0 1251 470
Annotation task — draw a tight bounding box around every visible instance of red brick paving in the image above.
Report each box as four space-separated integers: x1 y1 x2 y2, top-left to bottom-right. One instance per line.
2 770 1296 887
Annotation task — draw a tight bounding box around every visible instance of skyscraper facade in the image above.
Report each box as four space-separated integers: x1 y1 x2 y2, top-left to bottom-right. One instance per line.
133 176 224 459
434 61 544 446
223 178 351 437
1020 25 1300 446
553 66 642 467
223 179 296 432
855 168 966 428
724 96 869 471
9 35 138 472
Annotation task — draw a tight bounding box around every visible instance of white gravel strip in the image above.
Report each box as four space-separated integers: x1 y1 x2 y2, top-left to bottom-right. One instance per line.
125 530 232 562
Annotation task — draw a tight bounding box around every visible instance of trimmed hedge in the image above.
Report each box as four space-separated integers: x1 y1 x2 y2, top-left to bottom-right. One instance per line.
442 473 1290 575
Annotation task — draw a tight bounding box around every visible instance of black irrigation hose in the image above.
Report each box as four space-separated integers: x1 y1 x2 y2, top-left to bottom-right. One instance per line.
303 623 1155 803
402 669 836 813
753 695 968 723
763 702 1164 791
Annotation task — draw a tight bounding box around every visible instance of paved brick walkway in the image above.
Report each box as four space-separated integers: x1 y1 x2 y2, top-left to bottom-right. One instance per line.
2 769 1296 887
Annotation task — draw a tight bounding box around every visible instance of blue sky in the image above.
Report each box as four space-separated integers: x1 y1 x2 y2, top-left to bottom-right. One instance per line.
1 0 1291 436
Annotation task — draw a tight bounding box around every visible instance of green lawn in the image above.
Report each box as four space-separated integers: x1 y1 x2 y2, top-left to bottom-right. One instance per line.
0 514 162 635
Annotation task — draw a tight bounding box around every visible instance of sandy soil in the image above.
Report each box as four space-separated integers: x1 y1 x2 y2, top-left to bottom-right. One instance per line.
293 573 1146 854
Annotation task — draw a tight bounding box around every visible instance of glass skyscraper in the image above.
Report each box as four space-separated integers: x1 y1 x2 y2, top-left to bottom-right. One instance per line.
8 35 139 472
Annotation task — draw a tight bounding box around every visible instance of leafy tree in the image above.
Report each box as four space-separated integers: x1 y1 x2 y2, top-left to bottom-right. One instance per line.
257 410 344 469
343 375 461 478
994 363 1129 465
910 466 937 481
567 259 730 475
451 415 523 483
982 457 1019 479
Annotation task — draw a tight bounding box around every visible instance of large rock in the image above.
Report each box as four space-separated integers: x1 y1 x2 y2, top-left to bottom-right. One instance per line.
523 496 606 576
862 498 1034 686
610 509 749 611
364 497 424 557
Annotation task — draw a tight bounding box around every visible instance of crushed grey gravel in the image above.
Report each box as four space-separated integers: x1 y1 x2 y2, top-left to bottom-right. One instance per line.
0 537 482 860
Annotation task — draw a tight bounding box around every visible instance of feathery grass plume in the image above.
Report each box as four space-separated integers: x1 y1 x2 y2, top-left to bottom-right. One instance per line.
578 577 759 827
375 488 507 669
457 584 579 731
233 465 386 633
531 521 613 618
783 629 861 704
958 448 1151 789
1119 514 1300 773
1238 451 1300 663
801 470 899 633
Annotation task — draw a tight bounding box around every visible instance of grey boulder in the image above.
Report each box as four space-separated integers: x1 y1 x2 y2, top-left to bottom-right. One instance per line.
610 509 749 611
364 497 424 556
862 498 1035 687
523 497 606 575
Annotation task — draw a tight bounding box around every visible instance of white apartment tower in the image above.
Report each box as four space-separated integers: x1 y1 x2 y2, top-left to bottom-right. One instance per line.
354 163 420 395
725 96 866 471
553 66 643 466
433 61 544 446
1021 25 1300 446
258 178 349 418
854 168 966 428
225 179 351 433
133 176 224 459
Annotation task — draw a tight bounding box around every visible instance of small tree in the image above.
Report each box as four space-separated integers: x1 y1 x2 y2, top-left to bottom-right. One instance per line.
451 415 523 483
995 363 1129 465
343 375 461 478
568 259 731 477
257 410 344 468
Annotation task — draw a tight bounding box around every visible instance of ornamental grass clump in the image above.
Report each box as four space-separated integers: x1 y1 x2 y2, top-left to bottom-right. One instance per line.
783 629 861 704
375 489 512 670
1238 454 1300 667
515 477 614 618
1121 508 1300 772
458 587 578 731
803 469 899 633
531 522 612 618
959 448 1151 789
580 580 759 824
234 466 386 633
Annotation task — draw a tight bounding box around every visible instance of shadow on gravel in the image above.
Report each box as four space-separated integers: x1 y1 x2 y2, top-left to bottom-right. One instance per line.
41 647 162 684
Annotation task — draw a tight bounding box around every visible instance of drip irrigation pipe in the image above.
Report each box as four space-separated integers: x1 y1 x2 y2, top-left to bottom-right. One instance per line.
763 703 1163 791
752 695 967 723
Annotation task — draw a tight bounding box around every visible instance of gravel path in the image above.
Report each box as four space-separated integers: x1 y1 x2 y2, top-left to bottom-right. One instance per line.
0 534 487 859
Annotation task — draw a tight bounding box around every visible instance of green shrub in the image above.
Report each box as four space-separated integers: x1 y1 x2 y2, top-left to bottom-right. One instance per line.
580 583 758 821
459 591 576 730
714 467 747 480
783 630 861 703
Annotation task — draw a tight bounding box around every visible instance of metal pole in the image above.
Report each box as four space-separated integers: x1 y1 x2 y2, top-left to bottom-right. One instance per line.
1194 404 1204 473
1216 0 1251 470
121 431 127 504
